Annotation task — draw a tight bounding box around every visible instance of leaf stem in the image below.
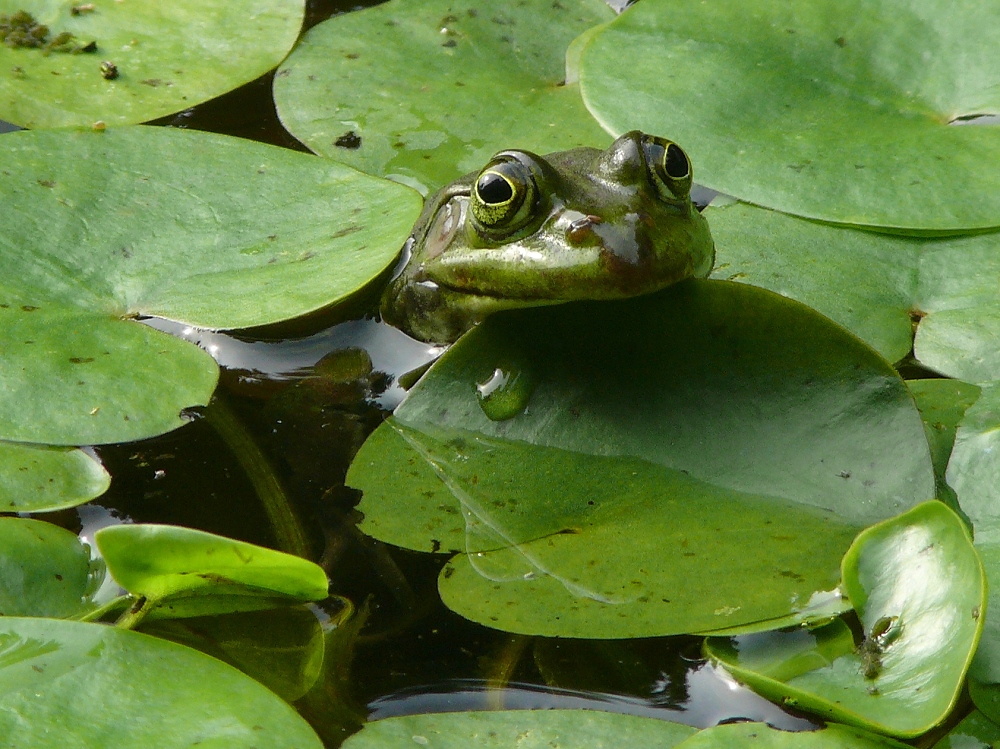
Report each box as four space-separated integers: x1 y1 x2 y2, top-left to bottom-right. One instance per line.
204 392 314 559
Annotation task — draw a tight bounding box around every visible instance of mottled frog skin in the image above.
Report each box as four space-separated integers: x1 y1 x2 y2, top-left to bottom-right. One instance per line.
380 131 715 343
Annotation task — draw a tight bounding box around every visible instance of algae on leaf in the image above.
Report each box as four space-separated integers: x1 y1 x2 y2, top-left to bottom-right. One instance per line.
0 0 305 128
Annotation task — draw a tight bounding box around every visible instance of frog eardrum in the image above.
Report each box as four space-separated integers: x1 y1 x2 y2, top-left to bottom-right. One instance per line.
381 130 715 343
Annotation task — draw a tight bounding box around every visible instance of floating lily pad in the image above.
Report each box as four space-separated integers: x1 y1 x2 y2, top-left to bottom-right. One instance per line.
0 0 304 128
0 127 420 446
672 722 910 749
274 0 613 193
341 709 697 749
0 616 323 747
348 280 934 637
0 442 109 512
707 501 985 738
580 0 1000 231
908 380 982 485
95 523 329 615
708 202 1000 380
0 518 102 618
930 709 1000 749
948 384 1000 682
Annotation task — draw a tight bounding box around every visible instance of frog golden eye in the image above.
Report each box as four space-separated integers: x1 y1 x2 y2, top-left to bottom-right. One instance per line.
641 135 693 201
470 156 539 237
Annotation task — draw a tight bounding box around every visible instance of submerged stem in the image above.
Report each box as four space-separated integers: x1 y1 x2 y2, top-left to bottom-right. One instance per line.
204 393 314 559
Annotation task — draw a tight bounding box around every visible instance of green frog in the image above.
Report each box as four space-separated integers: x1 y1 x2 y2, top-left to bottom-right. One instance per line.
380 130 715 343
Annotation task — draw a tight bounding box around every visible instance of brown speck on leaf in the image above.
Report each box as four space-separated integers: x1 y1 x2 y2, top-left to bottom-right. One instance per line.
332 225 362 239
140 78 166 87
345 52 359 59
37 179 55 188
442 39 456 47
835 36 847 47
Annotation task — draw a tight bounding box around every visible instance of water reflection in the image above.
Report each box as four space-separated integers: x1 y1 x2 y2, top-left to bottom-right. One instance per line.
368 664 816 731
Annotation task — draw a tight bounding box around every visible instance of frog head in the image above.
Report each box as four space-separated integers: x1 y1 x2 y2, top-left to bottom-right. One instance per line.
380 130 715 343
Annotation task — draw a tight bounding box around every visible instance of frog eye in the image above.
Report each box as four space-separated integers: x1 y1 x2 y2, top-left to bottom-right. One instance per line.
470 156 539 237
641 135 693 201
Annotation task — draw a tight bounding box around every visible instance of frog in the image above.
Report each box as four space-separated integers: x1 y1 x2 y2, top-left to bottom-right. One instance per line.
380 130 715 343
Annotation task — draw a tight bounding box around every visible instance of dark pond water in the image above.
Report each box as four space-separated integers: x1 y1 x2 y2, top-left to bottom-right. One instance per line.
8 0 813 743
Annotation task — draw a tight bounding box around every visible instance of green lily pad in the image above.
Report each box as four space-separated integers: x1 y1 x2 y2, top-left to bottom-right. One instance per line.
0 0 303 128
274 0 613 193
708 202 1000 381
341 709 697 749
946 384 1000 682
95 523 329 611
0 518 102 618
930 709 1000 749
672 722 910 749
580 0 1000 231
908 380 982 485
908 379 981 514
0 616 323 747
968 680 1000 730
348 280 935 637
0 126 420 446
141 607 325 702
706 501 985 738
0 442 109 512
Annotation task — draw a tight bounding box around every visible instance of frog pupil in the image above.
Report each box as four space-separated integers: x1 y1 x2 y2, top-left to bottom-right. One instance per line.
665 144 689 179
477 172 514 205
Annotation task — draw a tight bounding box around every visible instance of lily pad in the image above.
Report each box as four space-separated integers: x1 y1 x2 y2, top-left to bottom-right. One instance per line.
968 680 1000 730
0 126 420 446
672 722 910 749
341 709 697 749
0 442 109 512
274 0 613 193
0 616 323 748
95 523 329 613
930 709 1000 749
580 0 1000 231
348 280 935 637
948 384 1000 682
706 501 985 738
908 380 982 485
0 518 102 618
708 201 1000 381
0 0 304 128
